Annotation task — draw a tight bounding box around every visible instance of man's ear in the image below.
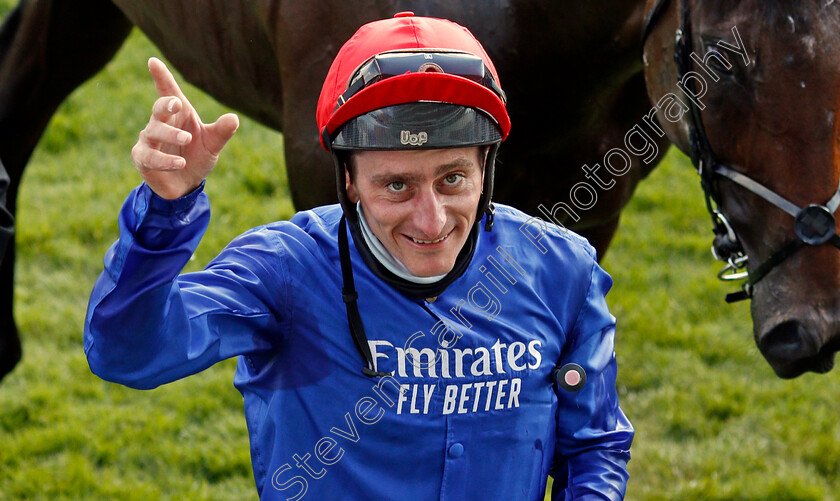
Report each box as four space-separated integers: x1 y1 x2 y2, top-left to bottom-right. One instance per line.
345 167 359 203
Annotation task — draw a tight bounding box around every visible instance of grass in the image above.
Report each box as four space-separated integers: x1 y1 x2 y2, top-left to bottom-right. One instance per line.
1 6 840 501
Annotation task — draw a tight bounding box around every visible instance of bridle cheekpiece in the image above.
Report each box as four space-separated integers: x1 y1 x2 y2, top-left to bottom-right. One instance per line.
643 0 840 303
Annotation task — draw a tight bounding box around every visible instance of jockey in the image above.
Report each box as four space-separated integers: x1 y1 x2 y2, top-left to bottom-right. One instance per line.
85 12 633 500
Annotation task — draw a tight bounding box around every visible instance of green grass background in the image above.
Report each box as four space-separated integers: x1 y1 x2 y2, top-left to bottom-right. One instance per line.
1 5 839 500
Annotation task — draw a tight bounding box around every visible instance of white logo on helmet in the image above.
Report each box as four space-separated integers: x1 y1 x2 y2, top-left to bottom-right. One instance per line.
401 130 428 146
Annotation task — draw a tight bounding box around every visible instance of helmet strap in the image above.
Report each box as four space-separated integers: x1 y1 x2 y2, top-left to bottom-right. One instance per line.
479 143 500 231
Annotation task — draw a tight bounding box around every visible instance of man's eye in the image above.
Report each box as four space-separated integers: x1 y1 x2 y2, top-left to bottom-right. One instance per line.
443 174 462 185
388 181 406 192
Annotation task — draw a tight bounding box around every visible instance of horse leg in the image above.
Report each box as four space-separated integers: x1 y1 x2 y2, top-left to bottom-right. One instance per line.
0 158 15 380
0 0 133 381
276 2 358 210
576 216 622 262
0 159 12 265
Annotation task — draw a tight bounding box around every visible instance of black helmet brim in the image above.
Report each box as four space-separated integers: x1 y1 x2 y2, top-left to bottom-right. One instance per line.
330 102 501 151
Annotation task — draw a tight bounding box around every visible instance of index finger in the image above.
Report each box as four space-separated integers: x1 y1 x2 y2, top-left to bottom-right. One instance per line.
148 57 186 100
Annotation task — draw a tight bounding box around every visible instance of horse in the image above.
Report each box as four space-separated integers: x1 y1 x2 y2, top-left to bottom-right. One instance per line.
642 0 840 378
0 0 836 380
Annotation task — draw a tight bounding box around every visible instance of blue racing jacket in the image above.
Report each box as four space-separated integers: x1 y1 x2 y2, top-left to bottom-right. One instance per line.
85 183 634 500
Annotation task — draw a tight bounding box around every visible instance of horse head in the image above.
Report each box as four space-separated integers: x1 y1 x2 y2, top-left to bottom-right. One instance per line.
642 0 840 378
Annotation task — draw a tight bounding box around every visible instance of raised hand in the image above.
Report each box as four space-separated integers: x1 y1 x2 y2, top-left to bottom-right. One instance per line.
131 57 239 200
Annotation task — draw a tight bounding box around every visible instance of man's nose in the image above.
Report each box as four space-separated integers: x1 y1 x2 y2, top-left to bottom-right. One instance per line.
412 189 447 237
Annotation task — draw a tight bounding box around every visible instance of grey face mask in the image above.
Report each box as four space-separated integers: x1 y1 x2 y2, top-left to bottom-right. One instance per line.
355 201 447 284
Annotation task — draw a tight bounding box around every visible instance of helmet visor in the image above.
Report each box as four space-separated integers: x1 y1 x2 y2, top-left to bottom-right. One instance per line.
331 102 501 150
337 50 506 109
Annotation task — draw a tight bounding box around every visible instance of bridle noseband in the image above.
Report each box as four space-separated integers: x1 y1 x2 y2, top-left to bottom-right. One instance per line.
642 0 840 302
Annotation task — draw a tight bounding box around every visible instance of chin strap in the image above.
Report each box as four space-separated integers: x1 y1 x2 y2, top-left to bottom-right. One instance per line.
484 202 495 231
339 215 394 378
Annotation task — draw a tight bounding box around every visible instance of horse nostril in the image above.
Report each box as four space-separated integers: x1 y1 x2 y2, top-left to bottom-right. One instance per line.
761 320 815 363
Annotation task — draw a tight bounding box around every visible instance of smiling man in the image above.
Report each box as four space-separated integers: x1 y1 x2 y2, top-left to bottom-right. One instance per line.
347 147 485 278
85 13 633 501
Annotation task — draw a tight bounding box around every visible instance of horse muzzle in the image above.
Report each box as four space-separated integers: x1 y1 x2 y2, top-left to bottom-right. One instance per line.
757 318 840 378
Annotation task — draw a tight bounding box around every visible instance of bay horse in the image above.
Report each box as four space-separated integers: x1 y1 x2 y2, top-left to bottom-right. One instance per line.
0 0 836 380
643 0 840 378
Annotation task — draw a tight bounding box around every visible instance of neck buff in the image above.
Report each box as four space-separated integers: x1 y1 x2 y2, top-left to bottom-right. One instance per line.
357 202 447 284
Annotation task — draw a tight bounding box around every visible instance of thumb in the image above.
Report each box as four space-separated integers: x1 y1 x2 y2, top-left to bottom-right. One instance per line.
204 113 240 156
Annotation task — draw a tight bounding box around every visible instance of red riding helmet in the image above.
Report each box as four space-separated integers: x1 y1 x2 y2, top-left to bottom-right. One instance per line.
318 14 512 372
317 12 510 151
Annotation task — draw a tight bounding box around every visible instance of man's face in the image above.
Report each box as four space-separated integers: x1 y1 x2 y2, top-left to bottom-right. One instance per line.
346 147 485 277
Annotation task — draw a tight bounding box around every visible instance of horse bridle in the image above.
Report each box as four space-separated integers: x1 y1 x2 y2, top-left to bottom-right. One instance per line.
642 0 840 302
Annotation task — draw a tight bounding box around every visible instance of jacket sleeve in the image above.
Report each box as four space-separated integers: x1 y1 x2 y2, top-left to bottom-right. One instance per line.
84 183 288 390
550 258 635 500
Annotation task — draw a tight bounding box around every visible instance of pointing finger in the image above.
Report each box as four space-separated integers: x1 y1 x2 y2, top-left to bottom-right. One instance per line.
148 56 186 101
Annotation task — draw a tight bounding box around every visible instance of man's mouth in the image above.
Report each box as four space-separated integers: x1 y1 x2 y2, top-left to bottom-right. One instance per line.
409 233 450 245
